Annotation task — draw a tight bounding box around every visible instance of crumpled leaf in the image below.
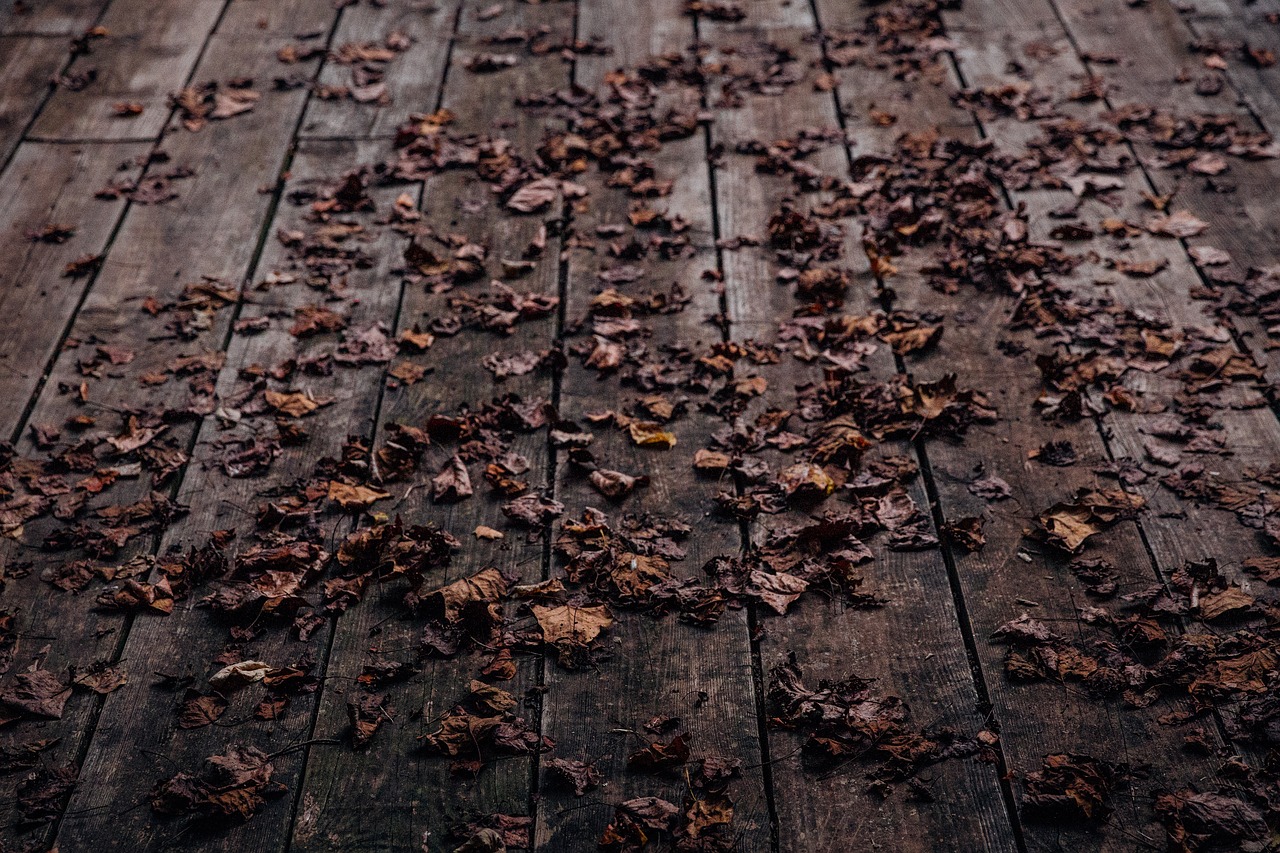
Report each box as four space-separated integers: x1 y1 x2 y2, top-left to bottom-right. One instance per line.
1038 490 1145 553
545 757 601 796
328 481 391 510
0 669 70 723
1021 753 1122 823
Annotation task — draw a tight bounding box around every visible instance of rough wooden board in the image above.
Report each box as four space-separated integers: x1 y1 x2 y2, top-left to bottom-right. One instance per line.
299 0 462 140
1042 0 1280 383
30 0 226 141
536 4 771 846
1018 0 1280 588
1179 0 1280 17
701 5 1022 849
0 23 339 853
0 0 106 35
0 36 71 165
0 140 147 440
290 3 571 849
793 2 1237 848
214 0 336 37
892 4 1240 847
888 246 1228 853
55 139 404 853
0 0 1277 849
904 345 1222 853
285 181 557 853
1019 0 1280 773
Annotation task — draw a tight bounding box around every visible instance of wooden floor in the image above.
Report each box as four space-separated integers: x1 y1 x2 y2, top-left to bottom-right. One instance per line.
2 0 1280 850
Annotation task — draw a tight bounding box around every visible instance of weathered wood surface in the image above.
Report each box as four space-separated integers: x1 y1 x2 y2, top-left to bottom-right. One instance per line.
536 2 771 849
0 36 79 164
299 0 463 140
293 2 570 850
0 6 342 851
935 1 1280 847
2 0 1280 850
0 140 145 439
706 2 1020 850
0 0 105 168
30 0 227 141
0 0 106 35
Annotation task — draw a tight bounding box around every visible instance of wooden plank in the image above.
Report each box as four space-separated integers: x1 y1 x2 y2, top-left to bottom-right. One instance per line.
1044 0 1280 384
0 139 146 439
1040 1 1280 570
1178 0 1280 20
56 137 407 853
0 0 106 35
0 18 338 852
535 2 772 849
290 2 571 850
1035 0 1280 775
30 0 227 141
0 36 70 165
299 0 462 140
871 2 1259 848
214 0 336 38
1188 11 1280 129
706 2 1020 850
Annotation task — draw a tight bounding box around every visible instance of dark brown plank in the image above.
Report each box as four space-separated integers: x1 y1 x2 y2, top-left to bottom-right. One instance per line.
0 139 146 439
0 11 340 851
1044 0 1280 385
290 2 571 849
1180 0 1280 17
29 0 227 141
857 2 1256 848
0 35 73 165
299 0 462 140
1038 0 1280 768
536 1 772 849
1014 0 1280 590
812 2 1241 850
56 137 405 853
705 2 1020 850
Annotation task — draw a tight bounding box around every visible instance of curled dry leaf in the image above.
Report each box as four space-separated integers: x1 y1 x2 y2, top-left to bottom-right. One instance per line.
328 481 391 510
628 422 677 449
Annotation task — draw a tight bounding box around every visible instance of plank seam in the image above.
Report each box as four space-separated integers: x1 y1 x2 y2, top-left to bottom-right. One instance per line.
531 0 582 840
275 1 465 848
6 0 235 448
31 2 242 844
0 0 115 177
1034 0 1261 772
806 2 1032 848
694 9 783 850
932 16 1235 837
39 2 359 848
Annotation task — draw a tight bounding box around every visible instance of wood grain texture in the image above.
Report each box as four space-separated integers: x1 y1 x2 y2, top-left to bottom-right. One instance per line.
536 2 772 849
0 36 73 164
0 1 1276 850
1047 0 1280 385
56 138 403 853
707 3 1021 849
1029 0 1280 585
291 2 571 850
30 0 226 140
0 140 146 439
299 0 462 140
0 16 341 852
0 0 106 35
904 3 1245 848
